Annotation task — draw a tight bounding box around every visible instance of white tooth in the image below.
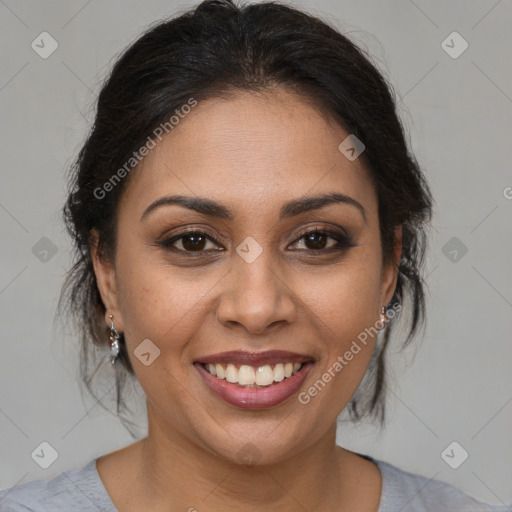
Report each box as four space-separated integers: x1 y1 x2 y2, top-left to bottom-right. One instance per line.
255 365 274 386
273 363 285 382
212 362 300 383
225 364 238 383
238 365 256 385
215 364 225 379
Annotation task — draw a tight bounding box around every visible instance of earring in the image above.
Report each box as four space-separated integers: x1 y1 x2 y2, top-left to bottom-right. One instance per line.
379 306 387 330
109 314 120 365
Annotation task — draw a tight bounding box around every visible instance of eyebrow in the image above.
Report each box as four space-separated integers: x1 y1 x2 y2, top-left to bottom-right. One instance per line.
141 192 367 224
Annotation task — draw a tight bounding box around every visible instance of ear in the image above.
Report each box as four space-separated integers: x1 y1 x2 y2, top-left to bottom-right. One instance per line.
89 229 124 332
380 225 402 308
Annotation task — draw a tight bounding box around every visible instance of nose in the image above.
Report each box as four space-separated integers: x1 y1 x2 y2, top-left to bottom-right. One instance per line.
215 248 298 336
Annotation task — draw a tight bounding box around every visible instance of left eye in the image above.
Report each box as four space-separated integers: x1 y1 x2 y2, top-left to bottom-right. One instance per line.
290 228 353 251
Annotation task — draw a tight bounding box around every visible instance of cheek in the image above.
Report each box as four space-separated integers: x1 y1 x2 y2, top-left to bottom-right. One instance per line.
297 273 381 416
114 256 215 409
300 251 383 400
115 247 217 357
307 258 383 339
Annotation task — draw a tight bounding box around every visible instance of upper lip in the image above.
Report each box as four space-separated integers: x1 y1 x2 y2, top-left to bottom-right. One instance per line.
195 350 315 367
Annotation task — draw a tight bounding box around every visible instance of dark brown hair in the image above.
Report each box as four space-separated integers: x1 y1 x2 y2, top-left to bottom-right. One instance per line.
58 0 433 436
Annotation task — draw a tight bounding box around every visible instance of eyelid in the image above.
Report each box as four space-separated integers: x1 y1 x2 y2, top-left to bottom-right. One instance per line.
291 223 351 242
288 225 356 250
159 228 223 249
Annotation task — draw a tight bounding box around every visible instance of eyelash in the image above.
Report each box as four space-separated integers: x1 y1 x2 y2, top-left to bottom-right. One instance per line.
158 226 356 256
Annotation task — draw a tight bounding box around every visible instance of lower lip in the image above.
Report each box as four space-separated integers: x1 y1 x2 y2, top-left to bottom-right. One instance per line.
195 362 314 409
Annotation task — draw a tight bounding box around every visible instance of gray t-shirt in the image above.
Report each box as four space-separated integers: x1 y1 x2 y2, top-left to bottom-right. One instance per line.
0 454 509 511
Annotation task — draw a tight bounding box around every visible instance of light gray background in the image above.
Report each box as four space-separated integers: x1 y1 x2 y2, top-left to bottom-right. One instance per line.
1 0 511 506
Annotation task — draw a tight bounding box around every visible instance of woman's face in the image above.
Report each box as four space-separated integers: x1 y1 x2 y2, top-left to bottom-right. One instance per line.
93 89 400 464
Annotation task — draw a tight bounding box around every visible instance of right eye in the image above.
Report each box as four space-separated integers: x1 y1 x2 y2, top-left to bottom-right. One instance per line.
159 230 224 254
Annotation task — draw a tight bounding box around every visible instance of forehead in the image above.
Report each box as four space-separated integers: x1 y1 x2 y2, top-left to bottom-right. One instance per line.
119 89 377 223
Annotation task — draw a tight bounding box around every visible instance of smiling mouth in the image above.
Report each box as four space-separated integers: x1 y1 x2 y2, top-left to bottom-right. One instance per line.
201 362 307 388
194 349 315 408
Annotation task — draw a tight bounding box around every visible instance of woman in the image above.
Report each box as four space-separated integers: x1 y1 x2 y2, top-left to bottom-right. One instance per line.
0 1 508 510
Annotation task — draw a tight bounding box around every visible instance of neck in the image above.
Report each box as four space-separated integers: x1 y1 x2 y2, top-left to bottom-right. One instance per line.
131 411 360 511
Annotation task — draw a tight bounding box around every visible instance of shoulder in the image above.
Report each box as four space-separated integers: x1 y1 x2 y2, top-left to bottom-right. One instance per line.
0 458 113 512
374 458 511 512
